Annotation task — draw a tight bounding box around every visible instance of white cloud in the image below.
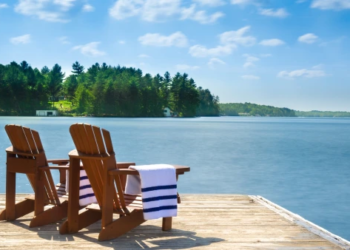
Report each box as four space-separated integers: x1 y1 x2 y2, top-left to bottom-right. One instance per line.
10 34 31 45
142 0 181 21
82 4 94 12
260 53 272 57
193 0 226 7
319 36 345 46
109 0 180 21
278 69 326 79
109 0 224 24
298 33 318 44
231 0 258 5
189 44 235 57
139 32 188 47
243 62 254 68
73 42 106 57
243 54 259 61
259 8 289 18
242 75 260 80
208 58 226 68
53 0 76 10
139 54 150 58
181 4 224 24
312 64 324 69
119 40 126 44
311 0 350 10
59 36 70 44
189 26 256 58
109 0 143 20
0 3 8 8
220 26 256 46
243 54 259 68
176 64 200 71
260 39 285 46
15 0 74 22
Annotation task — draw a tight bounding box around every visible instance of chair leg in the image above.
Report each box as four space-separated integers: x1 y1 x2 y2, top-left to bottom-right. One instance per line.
60 209 102 234
5 171 16 221
29 201 68 227
98 209 145 241
59 220 69 234
0 209 5 220
1 199 36 221
162 217 172 231
34 171 45 216
78 209 102 231
15 199 36 219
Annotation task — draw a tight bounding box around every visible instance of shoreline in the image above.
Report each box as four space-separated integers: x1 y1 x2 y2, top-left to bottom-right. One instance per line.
1 115 350 118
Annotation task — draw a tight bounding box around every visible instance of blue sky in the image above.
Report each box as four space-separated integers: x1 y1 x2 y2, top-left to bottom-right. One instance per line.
0 0 350 111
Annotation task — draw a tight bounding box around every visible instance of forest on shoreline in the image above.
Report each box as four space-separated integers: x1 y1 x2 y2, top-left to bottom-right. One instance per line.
219 103 296 117
0 61 219 117
219 103 350 117
1 61 349 118
295 110 350 117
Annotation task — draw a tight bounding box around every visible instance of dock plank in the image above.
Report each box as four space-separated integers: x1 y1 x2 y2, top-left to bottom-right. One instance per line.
0 194 346 249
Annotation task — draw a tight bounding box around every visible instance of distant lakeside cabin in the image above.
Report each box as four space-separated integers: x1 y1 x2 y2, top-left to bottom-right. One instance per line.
36 110 58 116
163 107 172 117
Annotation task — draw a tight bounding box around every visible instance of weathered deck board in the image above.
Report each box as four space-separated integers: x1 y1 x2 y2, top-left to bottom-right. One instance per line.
0 194 346 249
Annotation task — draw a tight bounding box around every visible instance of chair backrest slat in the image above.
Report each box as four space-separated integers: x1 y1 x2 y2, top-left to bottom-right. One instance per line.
43 172 57 205
83 160 104 205
92 126 106 155
22 127 38 154
31 130 44 151
84 124 100 155
91 126 115 207
70 124 86 152
102 129 114 154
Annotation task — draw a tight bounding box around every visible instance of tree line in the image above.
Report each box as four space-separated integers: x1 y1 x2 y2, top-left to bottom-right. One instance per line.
0 61 219 117
295 110 350 117
219 103 296 117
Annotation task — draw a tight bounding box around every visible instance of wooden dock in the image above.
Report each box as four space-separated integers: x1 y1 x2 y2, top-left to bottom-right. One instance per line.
0 194 349 249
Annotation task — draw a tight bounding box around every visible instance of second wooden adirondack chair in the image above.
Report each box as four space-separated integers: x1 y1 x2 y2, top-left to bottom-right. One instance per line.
60 123 190 241
0 125 71 227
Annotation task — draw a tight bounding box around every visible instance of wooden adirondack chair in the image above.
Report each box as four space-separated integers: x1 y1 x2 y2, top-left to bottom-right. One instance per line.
0 125 71 227
60 123 190 241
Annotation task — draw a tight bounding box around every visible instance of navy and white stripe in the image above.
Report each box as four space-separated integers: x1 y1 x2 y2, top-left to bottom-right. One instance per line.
78 170 97 206
65 166 97 207
125 164 177 220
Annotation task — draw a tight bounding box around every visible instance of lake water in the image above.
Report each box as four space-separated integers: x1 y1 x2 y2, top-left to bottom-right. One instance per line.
0 116 349 240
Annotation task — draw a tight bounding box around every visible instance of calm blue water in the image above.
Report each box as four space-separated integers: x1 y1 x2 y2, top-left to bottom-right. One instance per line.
0 117 349 240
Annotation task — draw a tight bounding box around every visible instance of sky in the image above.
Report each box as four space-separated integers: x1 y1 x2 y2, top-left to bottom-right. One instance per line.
0 0 350 111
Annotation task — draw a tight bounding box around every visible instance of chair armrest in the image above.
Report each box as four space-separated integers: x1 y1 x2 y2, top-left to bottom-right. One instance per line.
39 165 69 171
109 165 190 176
47 159 69 165
39 165 83 171
116 162 136 168
69 149 112 160
109 169 139 176
6 146 41 157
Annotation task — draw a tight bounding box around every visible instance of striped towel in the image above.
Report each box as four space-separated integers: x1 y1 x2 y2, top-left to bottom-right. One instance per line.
125 164 177 220
65 165 97 207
